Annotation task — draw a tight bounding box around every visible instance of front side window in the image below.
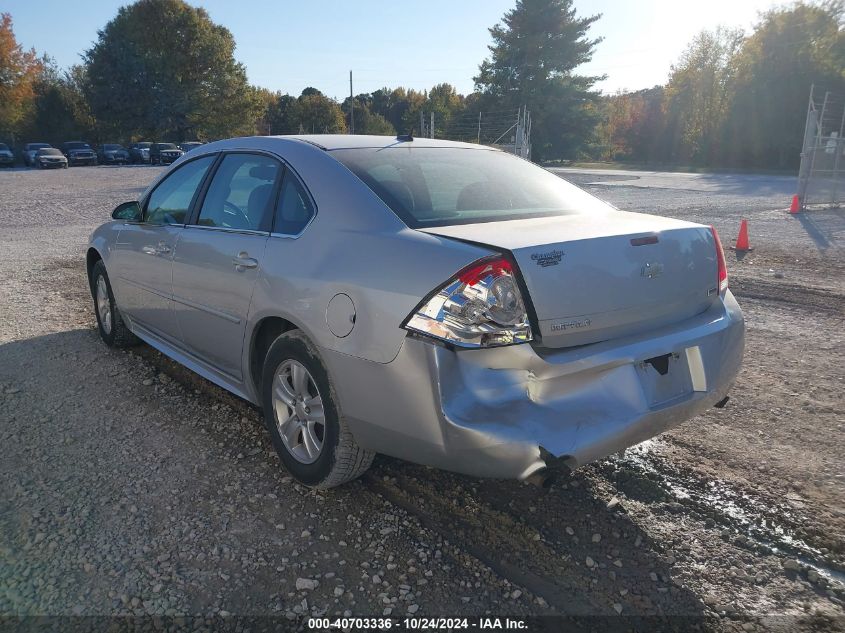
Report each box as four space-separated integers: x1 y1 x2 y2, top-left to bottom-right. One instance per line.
332 147 611 228
273 172 314 235
196 153 281 231
144 155 215 225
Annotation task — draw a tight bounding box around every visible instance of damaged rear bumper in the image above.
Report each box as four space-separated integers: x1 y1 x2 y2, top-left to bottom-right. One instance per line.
324 291 745 480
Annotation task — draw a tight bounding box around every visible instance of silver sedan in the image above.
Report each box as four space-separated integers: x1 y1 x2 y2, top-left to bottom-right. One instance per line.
87 135 744 488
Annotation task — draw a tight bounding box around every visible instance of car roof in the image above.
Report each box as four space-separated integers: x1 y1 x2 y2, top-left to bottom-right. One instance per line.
268 134 496 152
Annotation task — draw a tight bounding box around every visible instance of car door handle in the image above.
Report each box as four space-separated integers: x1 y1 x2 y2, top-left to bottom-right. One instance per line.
232 252 258 271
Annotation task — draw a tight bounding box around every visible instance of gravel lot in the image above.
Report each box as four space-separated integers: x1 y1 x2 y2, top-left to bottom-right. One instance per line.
0 164 843 631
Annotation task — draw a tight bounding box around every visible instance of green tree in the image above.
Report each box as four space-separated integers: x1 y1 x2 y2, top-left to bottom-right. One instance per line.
266 93 301 135
0 13 44 141
297 90 346 134
725 2 845 168
474 0 604 160
84 0 261 141
27 64 97 144
342 94 397 135
426 83 465 136
663 27 744 164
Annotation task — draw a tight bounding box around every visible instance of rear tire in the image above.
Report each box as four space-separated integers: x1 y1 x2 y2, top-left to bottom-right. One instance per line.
90 260 139 348
261 330 374 488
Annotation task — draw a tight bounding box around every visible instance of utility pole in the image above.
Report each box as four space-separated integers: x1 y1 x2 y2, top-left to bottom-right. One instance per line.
420 110 425 138
349 71 354 135
476 112 481 144
430 112 434 139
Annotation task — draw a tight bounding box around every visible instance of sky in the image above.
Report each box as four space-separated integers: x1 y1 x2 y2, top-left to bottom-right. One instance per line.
4 0 785 100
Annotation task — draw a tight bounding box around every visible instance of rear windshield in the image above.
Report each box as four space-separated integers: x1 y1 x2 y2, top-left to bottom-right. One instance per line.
39 148 62 156
331 147 608 228
65 142 90 150
103 144 123 150
29 143 50 150
157 143 177 150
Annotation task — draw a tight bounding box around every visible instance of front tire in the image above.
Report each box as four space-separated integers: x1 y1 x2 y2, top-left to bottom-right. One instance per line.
90 260 139 348
261 330 374 488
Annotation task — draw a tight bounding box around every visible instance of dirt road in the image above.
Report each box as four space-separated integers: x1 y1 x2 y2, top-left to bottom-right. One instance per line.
0 166 843 631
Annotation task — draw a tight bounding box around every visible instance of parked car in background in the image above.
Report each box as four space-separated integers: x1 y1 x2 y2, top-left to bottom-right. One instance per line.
23 143 52 166
0 143 14 167
179 141 204 153
98 144 130 165
61 141 98 166
86 135 744 489
35 147 68 169
128 142 152 164
150 143 184 165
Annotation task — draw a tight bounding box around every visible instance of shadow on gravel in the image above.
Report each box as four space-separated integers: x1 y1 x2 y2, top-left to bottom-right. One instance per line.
794 208 845 251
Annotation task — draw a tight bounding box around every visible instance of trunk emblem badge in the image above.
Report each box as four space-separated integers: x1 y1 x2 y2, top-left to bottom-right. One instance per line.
641 262 664 278
531 249 565 267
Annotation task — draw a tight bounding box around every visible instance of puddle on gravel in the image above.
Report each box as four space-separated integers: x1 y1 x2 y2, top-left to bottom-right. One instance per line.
606 440 845 589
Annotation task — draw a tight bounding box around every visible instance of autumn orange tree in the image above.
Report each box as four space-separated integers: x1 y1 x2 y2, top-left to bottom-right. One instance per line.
0 13 43 141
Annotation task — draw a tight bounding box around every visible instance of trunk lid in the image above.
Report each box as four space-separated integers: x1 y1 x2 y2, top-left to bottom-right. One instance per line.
419 211 719 348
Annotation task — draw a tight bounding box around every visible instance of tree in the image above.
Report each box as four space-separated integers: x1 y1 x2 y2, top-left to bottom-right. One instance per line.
725 2 845 168
426 83 464 134
596 87 667 163
0 13 44 140
266 93 301 135
663 27 744 164
342 96 396 135
27 64 97 144
474 0 604 160
84 0 261 141
297 90 346 134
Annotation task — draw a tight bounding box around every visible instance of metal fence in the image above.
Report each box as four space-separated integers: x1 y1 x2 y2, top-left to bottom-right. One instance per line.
424 107 532 160
797 86 845 209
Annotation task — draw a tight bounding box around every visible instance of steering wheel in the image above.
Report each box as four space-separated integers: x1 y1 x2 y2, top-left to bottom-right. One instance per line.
223 200 251 229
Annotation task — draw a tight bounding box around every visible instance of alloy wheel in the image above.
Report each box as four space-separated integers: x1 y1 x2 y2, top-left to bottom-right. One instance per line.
272 360 325 464
96 276 112 335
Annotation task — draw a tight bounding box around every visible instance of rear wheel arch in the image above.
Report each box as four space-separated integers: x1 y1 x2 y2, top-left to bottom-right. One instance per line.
86 248 103 286
249 316 298 395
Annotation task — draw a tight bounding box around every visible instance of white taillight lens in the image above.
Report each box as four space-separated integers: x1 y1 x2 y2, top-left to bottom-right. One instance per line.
403 256 533 348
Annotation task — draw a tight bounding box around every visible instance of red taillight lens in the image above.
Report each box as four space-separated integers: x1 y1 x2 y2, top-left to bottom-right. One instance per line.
710 226 728 292
404 255 533 348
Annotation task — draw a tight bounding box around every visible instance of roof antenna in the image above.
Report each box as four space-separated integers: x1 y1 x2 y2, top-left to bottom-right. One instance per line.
396 132 413 142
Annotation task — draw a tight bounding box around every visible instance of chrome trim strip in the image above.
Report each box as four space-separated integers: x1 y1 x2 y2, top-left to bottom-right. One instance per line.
182 225 269 237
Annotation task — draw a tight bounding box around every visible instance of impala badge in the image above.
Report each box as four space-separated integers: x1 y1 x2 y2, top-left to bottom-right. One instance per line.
531 249 565 267
641 262 664 279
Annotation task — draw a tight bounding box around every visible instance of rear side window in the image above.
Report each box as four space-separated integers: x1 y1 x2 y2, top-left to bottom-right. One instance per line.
196 153 281 231
273 173 314 235
144 156 215 225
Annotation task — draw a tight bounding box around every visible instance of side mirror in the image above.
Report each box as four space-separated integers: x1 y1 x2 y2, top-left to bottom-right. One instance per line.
112 201 142 221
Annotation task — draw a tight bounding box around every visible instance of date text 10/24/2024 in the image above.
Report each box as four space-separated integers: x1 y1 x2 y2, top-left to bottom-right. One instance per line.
308 617 528 630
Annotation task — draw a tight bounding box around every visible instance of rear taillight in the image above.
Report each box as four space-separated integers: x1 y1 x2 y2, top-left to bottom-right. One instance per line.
403 255 533 348
710 226 728 293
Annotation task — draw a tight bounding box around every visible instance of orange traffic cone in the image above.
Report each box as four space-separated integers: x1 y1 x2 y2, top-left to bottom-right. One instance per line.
789 195 801 214
731 219 753 252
